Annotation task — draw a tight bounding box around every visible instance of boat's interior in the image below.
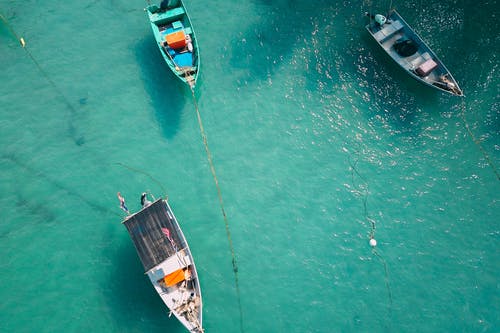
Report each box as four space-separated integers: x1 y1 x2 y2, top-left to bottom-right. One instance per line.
155 263 202 331
158 20 194 68
147 5 195 70
373 20 404 43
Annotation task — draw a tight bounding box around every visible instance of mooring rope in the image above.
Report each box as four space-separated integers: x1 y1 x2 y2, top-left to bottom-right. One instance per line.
114 162 167 196
189 87 244 333
348 156 375 237
348 155 393 309
459 99 500 181
1 13 84 145
1 12 24 45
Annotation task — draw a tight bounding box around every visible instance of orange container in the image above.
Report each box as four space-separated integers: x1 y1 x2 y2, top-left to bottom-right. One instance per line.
163 268 186 287
166 31 186 49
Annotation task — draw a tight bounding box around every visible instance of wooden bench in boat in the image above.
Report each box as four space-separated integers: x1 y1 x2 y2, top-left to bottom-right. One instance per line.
373 20 404 44
410 52 431 68
151 7 185 25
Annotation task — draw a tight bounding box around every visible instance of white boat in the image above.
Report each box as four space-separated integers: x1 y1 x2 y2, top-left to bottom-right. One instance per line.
122 197 203 332
366 10 463 96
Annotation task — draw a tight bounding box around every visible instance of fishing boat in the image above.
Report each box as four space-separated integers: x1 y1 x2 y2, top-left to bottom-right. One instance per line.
366 10 463 96
146 0 199 88
122 195 203 332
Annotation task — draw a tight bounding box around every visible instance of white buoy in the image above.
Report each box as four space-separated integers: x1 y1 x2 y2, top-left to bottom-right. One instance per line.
20 37 25 47
369 238 377 247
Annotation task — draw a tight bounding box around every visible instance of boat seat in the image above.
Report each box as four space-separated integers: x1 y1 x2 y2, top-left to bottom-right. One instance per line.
410 52 432 68
148 5 160 13
152 7 185 25
172 20 184 30
374 20 404 43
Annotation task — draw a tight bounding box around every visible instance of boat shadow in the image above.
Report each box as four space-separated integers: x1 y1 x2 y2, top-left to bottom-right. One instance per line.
135 35 187 140
104 240 184 332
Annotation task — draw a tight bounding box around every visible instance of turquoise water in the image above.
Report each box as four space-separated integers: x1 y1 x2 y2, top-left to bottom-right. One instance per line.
1 0 498 332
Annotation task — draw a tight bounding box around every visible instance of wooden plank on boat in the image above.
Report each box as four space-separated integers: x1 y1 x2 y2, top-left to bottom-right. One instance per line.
373 20 403 43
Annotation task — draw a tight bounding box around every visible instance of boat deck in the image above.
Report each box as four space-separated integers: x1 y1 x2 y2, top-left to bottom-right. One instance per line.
366 10 463 95
123 199 186 272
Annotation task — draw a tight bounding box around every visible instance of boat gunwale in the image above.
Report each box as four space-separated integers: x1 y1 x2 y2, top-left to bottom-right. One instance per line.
366 9 463 96
146 1 200 88
123 197 203 332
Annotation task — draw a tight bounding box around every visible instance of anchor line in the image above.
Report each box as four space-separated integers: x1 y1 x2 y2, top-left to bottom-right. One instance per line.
1 13 84 144
348 154 392 309
459 100 500 181
348 156 375 239
189 87 244 333
1 12 23 44
373 249 393 307
114 162 167 196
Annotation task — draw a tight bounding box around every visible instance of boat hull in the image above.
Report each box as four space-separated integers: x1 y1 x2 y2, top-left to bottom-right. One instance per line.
147 1 200 88
366 10 463 96
123 199 203 332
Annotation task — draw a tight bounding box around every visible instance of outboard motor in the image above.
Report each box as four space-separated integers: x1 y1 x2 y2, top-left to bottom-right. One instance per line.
375 14 387 26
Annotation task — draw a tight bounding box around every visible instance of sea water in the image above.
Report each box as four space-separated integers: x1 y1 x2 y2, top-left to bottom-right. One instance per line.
0 0 498 332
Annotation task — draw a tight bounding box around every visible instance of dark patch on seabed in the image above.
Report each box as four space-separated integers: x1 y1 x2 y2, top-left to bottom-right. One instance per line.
0 153 117 217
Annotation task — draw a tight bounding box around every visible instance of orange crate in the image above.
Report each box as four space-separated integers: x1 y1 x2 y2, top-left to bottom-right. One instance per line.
163 268 186 287
166 31 186 49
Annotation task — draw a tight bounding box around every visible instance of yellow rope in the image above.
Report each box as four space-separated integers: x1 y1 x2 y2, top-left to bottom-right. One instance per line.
190 87 244 333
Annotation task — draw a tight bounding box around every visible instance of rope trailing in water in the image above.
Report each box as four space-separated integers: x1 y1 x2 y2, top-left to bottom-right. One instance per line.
114 162 167 196
459 99 500 180
1 12 83 145
1 12 25 46
348 155 393 309
189 87 244 333
348 156 375 238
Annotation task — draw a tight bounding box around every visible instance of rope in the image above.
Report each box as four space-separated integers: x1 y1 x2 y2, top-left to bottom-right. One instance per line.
373 249 393 308
387 0 393 17
114 162 168 195
348 156 375 238
1 13 84 145
1 153 120 217
348 155 393 310
459 99 500 180
189 87 244 333
361 0 375 27
1 12 24 46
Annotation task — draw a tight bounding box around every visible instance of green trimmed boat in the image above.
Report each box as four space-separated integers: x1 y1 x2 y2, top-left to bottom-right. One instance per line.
146 0 199 88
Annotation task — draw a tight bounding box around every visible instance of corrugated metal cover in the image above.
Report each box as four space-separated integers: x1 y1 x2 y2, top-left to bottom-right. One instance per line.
123 199 185 271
